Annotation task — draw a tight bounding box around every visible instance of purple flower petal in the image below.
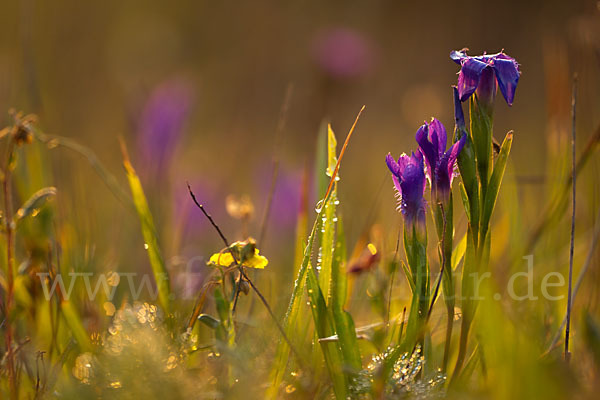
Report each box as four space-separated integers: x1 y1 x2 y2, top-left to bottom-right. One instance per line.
386 151 426 228
429 118 447 158
453 86 466 131
450 50 466 64
391 175 402 195
494 58 520 106
445 134 467 179
457 58 489 102
451 50 521 106
415 123 437 181
386 153 402 177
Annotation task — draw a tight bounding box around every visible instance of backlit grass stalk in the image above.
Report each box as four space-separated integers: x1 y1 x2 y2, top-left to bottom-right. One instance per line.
2 136 17 400
565 74 578 362
267 106 364 398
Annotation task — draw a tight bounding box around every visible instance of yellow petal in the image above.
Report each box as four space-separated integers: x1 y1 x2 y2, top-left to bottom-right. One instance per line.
244 250 268 269
209 252 234 267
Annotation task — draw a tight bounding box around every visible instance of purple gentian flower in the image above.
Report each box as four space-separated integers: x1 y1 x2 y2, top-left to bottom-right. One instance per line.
137 78 193 176
386 151 427 230
415 118 466 203
450 50 520 106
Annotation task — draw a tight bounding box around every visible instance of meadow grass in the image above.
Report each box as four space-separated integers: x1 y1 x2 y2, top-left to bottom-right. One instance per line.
0 68 598 400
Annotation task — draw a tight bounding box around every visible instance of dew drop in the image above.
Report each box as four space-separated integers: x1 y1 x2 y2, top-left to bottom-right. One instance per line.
315 199 324 213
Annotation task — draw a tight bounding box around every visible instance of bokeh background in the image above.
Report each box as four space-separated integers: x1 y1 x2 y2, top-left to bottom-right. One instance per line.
0 0 598 318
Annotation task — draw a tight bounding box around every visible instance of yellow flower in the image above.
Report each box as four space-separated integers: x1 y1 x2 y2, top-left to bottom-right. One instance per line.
208 241 268 269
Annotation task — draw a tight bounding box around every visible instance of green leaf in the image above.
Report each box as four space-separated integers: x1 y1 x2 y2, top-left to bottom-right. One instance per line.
456 131 479 232
214 288 235 348
481 131 513 242
318 125 339 303
14 186 56 224
331 218 362 372
266 214 322 399
198 314 221 330
400 260 415 294
459 226 478 326
459 182 470 223
456 343 480 387
60 300 91 351
331 217 347 311
326 124 338 178
307 266 347 399
123 158 171 314
452 233 467 271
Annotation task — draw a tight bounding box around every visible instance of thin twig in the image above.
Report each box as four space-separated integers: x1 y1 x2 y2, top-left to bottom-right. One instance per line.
2 134 17 400
544 209 600 355
322 105 365 204
187 183 230 248
565 74 577 362
187 184 305 365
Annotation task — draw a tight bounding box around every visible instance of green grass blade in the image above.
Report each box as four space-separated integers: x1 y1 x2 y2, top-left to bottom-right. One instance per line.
452 233 467 271
307 266 347 399
459 182 471 223
60 300 91 351
481 131 513 241
266 216 322 398
330 218 361 372
123 157 171 314
318 125 338 303
14 186 56 225
400 260 415 294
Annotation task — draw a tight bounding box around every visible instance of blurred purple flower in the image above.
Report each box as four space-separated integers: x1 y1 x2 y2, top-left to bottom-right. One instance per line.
385 151 427 230
450 50 520 106
312 28 374 79
415 118 466 203
137 78 193 174
257 167 301 230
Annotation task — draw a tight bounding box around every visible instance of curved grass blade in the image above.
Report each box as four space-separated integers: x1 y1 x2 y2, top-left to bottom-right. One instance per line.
121 145 171 314
267 106 364 398
14 187 56 225
30 126 132 209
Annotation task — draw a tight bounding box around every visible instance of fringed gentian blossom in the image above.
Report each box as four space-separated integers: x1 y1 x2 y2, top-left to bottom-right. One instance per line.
385 151 427 232
137 78 193 177
450 50 520 107
415 118 466 204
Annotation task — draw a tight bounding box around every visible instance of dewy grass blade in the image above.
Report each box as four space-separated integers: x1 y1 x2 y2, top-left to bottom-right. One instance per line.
318 125 338 303
267 106 364 398
121 142 171 314
330 218 362 372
